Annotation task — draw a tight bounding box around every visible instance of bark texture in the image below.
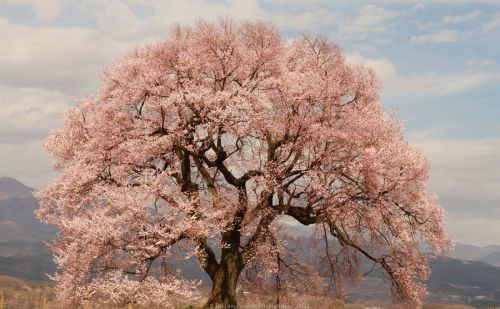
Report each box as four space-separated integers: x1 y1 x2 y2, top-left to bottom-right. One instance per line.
204 248 243 308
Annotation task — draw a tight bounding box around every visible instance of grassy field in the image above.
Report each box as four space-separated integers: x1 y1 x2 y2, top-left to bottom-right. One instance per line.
0 276 483 309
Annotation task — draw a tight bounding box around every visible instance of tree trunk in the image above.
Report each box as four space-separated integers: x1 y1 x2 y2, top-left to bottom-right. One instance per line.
204 250 242 308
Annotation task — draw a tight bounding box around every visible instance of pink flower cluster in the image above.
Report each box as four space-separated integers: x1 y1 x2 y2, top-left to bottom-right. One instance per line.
36 18 450 308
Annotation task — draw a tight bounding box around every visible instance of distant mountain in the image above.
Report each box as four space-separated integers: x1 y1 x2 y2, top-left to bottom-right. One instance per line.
0 177 56 242
0 177 57 282
0 241 50 257
426 258 500 308
0 177 34 200
0 254 56 282
478 251 500 267
428 258 500 294
451 243 500 268
347 257 500 308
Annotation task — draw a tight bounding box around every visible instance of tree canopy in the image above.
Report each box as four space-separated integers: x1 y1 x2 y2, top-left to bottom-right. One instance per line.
36 18 450 308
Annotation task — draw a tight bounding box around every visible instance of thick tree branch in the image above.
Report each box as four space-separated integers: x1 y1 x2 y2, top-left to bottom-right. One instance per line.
194 237 219 278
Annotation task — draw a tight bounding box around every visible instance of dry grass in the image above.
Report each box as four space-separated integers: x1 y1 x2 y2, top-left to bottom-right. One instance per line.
422 305 476 309
0 277 490 309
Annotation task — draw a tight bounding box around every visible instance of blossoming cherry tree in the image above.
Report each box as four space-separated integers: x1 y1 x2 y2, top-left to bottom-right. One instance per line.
36 19 450 308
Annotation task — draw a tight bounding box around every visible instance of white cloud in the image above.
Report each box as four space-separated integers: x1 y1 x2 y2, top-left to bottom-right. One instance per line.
0 0 345 97
0 0 63 22
346 52 398 82
0 18 96 94
483 13 500 31
465 58 495 69
338 5 400 37
446 217 500 247
346 52 497 98
410 137 500 246
372 0 500 3
410 30 459 43
399 70 493 96
32 0 63 22
0 0 30 6
137 0 336 32
0 140 55 189
0 86 69 144
412 138 500 205
412 2 425 10
442 11 480 24
0 15 162 95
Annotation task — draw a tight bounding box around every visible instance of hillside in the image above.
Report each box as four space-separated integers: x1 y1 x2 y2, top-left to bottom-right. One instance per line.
0 254 55 282
0 177 34 200
0 177 57 282
0 177 56 242
452 243 500 266
478 251 500 267
428 258 500 294
427 258 500 307
0 241 50 257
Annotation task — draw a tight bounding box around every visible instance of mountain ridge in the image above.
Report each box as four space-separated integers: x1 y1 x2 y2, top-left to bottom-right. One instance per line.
0 177 34 200
0 176 55 243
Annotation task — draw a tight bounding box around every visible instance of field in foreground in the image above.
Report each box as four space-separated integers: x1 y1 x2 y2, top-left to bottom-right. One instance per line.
0 276 489 309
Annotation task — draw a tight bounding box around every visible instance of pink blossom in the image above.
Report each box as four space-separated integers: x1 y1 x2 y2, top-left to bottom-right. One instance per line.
36 18 450 308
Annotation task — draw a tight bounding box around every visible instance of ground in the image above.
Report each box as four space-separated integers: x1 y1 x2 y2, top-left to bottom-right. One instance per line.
0 276 481 309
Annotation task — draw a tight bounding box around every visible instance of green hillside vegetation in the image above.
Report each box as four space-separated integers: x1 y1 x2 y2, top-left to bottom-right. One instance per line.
0 254 55 282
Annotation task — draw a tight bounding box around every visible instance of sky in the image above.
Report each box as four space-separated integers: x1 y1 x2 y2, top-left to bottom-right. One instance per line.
0 0 499 246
